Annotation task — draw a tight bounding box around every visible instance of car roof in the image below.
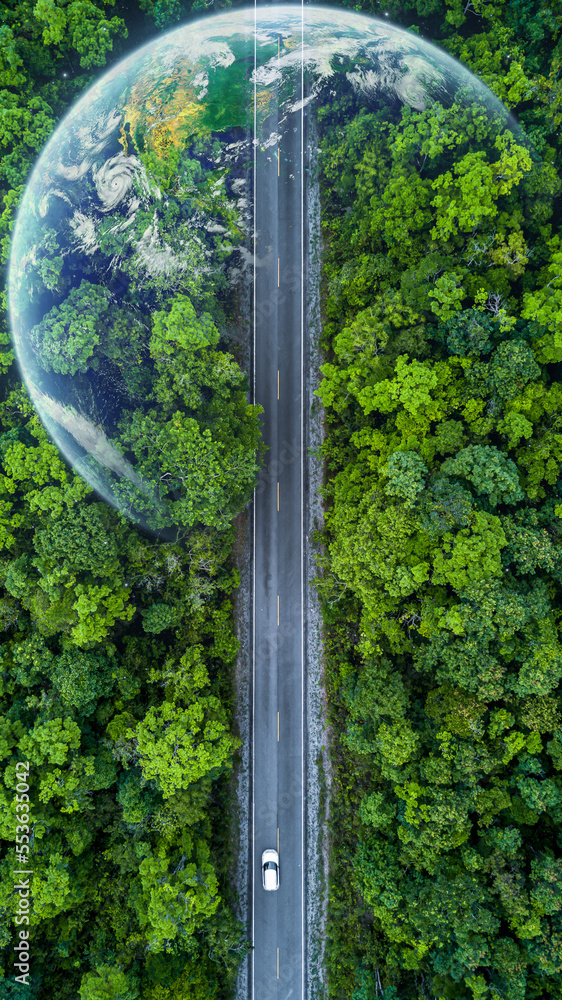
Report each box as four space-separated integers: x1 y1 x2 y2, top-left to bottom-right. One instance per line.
264 866 278 889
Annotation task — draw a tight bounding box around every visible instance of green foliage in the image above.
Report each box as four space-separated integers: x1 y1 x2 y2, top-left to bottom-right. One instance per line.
51 649 116 712
318 9 562 997
431 509 507 589
522 236 562 337
440 307 496 356
0 415 243 987
0 8 247 995
19 716 81 766
489 341 542 401
441 445 524 508
149 294 219 357
128 694 239 799
430 134 532 242
138 845 220 951
33 1 128 70
383 451 428 507
138 0 184 30
118 291 262 531
29 280 113 374
78 965 139 1000
139 957 219 999
140 602 177 634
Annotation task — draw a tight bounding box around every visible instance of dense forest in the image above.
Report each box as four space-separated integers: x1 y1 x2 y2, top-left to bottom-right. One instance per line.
1 2 562 1000
0 2 259 998
316 1 562 999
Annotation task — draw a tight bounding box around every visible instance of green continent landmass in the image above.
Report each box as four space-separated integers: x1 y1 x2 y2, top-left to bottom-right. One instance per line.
202 37 255 132
119 63 206 158
119 35 264 162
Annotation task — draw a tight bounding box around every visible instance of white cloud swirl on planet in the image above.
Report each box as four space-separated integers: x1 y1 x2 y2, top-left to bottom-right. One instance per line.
92 153 141 212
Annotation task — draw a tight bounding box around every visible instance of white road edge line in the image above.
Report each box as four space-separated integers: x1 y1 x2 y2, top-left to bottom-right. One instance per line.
251 4 256 1000
300 2 305 999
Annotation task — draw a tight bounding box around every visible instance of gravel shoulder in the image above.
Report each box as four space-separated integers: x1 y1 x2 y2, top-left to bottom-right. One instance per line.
231 499 252 1000
304 113 330 1000
230 209 252 1000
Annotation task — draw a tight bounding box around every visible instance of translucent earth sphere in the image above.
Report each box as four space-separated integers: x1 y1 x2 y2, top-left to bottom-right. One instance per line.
8 4 527 533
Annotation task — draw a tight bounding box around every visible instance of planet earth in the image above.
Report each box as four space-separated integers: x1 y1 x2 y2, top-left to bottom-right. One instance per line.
8 5 524 533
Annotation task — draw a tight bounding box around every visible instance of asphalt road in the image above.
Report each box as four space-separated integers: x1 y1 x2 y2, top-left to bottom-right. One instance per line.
251 40 308 1000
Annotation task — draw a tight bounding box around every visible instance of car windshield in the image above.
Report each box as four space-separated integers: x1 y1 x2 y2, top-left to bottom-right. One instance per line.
265 862 277 870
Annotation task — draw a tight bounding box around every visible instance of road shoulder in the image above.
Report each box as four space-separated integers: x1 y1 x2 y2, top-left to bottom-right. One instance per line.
304 110 330 1000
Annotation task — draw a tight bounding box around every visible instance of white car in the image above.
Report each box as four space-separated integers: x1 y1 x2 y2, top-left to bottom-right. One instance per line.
262 849 280 891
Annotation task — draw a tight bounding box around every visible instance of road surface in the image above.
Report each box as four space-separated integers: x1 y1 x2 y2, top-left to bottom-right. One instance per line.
251 20 308 1000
